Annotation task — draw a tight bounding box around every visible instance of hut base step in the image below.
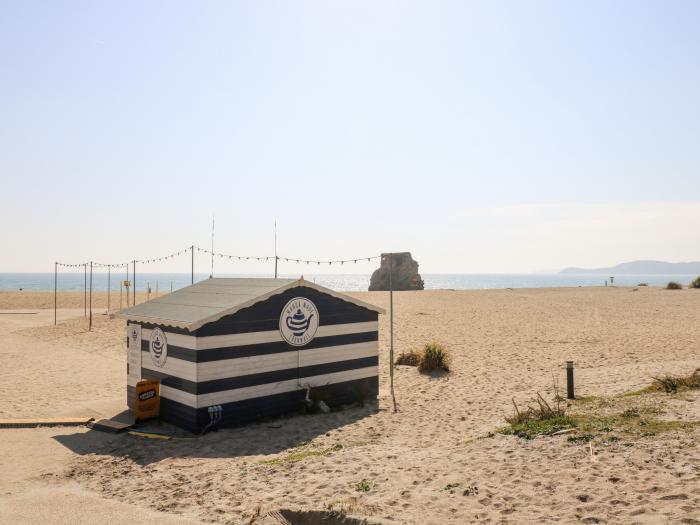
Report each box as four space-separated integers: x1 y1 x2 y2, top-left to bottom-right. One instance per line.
89 418 134 433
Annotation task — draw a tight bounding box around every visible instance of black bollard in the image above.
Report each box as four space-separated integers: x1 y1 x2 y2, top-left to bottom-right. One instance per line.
566 361 575 399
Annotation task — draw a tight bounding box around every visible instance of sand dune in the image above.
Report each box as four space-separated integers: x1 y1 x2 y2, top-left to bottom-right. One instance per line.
1 287 699 523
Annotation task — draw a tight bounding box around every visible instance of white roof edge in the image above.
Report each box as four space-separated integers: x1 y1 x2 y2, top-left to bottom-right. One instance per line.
116 314 192 330
116 278 386 331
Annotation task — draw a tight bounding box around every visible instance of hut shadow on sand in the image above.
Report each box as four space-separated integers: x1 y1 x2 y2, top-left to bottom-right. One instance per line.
259 509 378 525
53 403 378 466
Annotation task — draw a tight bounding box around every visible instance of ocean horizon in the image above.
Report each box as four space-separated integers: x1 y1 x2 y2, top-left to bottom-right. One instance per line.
1 272 698 292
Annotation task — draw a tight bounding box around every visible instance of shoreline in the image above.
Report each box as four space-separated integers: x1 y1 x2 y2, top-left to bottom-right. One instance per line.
2 272 699 294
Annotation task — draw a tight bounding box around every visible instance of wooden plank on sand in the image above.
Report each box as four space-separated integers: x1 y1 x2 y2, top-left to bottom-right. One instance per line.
0 417 94 429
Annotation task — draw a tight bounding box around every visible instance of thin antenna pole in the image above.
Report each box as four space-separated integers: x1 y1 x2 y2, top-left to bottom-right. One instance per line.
133 260 136 305
54 262 57 325
89 261 93 331
191 245 194 284
274 220 278 278
389 253 397 413
83 263 87 318
211 214 215 278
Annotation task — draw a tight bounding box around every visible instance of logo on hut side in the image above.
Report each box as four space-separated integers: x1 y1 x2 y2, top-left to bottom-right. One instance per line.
280 297 319 347
149 328 168 368
129 326 140 347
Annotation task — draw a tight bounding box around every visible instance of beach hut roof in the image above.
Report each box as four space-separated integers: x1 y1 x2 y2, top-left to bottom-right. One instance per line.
116 277 385 330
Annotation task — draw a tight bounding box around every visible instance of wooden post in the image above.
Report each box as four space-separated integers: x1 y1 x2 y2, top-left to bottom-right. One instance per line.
83 263 87 317
107 264 111 314
389 253 397 413
54 262 57 325
191 245 194 284
155 280 158 298
89 261 93 331
566 361 575 399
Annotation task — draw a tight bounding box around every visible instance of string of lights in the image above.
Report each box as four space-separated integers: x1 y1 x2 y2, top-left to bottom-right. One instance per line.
137 247 192 265
194 246 381 265
194 246 274 262
57 246 382 269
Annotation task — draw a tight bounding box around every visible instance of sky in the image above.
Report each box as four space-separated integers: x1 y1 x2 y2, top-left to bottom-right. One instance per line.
1 1 699 274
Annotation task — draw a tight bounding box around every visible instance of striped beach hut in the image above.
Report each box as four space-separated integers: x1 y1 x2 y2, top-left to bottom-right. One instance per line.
118 278 384 433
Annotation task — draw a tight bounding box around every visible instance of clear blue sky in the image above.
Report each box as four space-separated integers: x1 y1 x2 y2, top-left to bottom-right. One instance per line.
2 1 699 273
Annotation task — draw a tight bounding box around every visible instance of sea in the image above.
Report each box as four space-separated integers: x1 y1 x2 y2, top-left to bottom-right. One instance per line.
1 273 697 292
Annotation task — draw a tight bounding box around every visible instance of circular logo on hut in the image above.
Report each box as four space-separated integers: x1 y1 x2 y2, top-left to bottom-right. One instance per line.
129 327 139 347
280 297 319 346
149 328 168 368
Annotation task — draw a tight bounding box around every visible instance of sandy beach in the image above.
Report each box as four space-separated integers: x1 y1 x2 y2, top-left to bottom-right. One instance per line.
1 287 699 524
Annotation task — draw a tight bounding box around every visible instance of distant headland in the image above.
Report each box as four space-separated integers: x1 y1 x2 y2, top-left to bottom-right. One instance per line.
559 260 700 275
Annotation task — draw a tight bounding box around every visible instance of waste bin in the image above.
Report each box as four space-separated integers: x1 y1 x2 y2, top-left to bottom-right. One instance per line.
134 379 160 421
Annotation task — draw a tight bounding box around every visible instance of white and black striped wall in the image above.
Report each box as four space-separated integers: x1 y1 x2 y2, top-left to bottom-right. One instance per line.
127 286 379 432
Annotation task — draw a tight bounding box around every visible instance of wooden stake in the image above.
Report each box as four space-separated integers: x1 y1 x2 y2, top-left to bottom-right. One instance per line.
389 253 397 413
83 263 87 317
566 361 575 400
53 262 57 325
107 264 111 314
89 261 93 331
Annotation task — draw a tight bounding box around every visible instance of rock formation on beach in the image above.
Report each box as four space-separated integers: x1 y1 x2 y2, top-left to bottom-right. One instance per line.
368 252 424 291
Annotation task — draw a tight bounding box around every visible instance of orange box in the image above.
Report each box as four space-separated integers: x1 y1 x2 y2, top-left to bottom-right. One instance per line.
134 380 160 421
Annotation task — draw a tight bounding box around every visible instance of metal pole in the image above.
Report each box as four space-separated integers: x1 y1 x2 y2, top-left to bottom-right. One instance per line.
125 265 129 307
133 260 136 305
191 245 194 284
83 263 87 317
274 221 278 278
389 253 397 413
54 262 57 325
89 261 93 331
107 265 111 314
566 361 575 399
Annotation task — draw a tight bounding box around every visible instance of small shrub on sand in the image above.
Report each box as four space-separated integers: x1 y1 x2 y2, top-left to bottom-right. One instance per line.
355 479 372 492
567 433 594 443
690 276 700 289
666 281 683 290
394 350 421 367
637 282 648 287
501 393 575 439
649 370 700 393
418 343 450 373
503 381 700 444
